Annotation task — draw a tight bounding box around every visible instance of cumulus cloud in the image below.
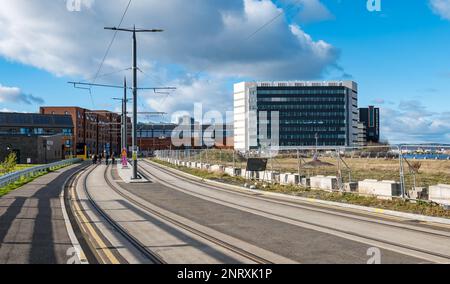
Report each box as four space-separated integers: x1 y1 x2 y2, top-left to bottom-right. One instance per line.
0 0 339 113
381 100 450 144
430 0 450 20
0 84 45 105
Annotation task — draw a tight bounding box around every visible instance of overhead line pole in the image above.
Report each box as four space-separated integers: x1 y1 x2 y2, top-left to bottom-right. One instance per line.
105 26 165 180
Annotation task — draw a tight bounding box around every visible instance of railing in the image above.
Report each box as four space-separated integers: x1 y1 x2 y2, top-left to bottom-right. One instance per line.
0 158 82 188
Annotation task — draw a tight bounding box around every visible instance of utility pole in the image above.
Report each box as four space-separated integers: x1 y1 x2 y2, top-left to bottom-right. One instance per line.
69 26 174 179
114 78 129 152
105 26 163 180
124 77 128 152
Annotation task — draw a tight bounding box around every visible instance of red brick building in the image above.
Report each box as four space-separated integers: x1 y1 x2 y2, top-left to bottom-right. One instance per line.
40 107 124 157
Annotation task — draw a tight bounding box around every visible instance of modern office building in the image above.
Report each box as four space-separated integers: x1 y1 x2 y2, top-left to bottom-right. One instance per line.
40 107 123 157
356 122 368 147
0 112 74 163
359 106 380 144
234 81 359 152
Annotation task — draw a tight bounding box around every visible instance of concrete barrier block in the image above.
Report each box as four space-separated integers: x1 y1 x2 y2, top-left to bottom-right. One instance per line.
344 182 358 193
310 176 338 191
287 174 300 185
301 177 310 187
280 173 300 185
210 165 224 173
258 171 279 183
358 180 401 200
280 173 290 185
224 167 241 177
409 187 428 200
429 184 450 205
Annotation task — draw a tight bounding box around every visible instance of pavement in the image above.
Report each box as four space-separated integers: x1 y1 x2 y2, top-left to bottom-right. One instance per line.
0 164 85 264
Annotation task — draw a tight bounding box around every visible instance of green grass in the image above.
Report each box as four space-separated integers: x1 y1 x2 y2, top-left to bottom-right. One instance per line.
0 164 37 177
151 159 450 219
0 164 69 198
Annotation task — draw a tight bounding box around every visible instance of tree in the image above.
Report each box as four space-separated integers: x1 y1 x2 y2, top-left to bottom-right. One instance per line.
1 152 17 174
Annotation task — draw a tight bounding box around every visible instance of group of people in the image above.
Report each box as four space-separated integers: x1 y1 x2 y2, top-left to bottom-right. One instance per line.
91 153 116 165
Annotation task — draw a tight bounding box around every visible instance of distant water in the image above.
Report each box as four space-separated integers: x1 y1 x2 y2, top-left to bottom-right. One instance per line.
404 154 450 160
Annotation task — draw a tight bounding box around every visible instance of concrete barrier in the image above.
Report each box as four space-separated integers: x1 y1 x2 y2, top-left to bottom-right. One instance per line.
409 187 428 200
301 177 310 187
358 180 401 200
429 184 450 205
242 170 258 180
224 167 241 177
280 173 300 185
210 165 224 173
258 171 279 183
344 182 358 193
310 176 338 192
280 174 289 185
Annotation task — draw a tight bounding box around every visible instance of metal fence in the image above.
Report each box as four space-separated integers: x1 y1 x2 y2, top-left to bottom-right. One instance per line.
155 145 450 204
0 158 82 188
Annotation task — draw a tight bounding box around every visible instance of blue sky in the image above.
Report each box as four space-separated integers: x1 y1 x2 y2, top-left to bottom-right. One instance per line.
0 0 449 143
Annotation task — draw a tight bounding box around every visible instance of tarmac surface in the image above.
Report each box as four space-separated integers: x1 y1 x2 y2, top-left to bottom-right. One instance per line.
0 164 84 264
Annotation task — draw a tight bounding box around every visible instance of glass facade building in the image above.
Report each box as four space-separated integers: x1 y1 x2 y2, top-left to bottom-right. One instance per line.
359 106 380 143
234 81 359 152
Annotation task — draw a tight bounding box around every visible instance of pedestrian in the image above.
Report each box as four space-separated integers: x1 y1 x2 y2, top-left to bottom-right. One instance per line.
92 154 96 165
111 155 116 165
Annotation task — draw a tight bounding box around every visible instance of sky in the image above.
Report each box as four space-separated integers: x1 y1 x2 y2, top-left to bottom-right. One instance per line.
0 0 449 144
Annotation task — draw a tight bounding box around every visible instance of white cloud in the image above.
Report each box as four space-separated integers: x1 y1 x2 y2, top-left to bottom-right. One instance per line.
0 84 44 105
381 100 450 144
430 0 450 20
144 75 233 117
0 0 339 113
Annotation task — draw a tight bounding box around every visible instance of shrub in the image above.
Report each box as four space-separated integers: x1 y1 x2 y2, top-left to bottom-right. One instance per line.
1 152 17 174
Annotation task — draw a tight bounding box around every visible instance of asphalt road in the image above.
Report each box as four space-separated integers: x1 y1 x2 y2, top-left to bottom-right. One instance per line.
0 164 84 264
110 162 450 264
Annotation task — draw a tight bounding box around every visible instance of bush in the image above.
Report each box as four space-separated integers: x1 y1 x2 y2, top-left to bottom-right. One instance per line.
1 152 17 174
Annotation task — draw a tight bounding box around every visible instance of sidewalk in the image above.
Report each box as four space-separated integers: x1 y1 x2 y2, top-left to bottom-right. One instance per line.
0 164 84 264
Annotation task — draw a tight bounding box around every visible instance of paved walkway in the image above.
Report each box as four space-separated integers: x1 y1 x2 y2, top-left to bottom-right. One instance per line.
0 164 84 264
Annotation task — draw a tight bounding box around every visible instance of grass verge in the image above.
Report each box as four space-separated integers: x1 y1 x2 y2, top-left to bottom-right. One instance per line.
0 164 70 198
151 159 450 219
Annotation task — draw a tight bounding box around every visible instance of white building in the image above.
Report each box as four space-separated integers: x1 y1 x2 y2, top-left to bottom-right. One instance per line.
234 81 359 152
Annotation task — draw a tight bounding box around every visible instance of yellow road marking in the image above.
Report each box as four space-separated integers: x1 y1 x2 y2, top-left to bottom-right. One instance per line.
71 183 121 264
